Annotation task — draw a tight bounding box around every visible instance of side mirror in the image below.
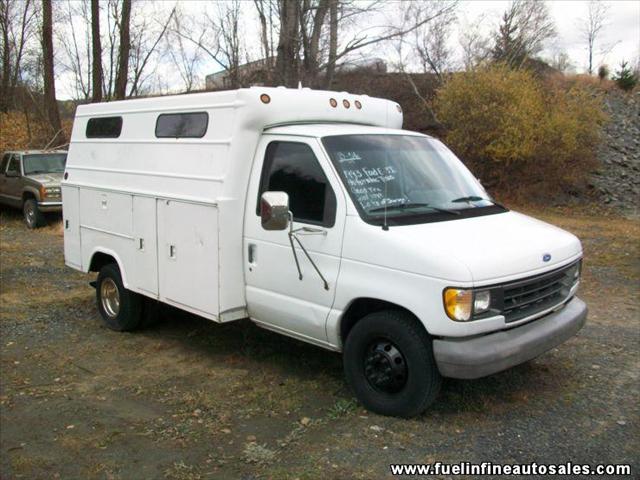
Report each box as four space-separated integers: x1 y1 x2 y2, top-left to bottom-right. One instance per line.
5 170 19 177
260 191 290 231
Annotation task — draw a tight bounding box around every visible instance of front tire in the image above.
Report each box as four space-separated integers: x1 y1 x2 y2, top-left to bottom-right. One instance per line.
96 263 142 331
23 199 46 229
343 310 442 418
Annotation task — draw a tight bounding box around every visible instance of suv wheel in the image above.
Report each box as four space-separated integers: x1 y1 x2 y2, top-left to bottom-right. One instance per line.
96 263 142 331
343 310 442 418
23 199 46 229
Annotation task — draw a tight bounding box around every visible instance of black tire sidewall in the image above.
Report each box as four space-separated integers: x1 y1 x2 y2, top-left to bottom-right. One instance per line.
96 263 141 331
344 310 441 418
23 199 45 229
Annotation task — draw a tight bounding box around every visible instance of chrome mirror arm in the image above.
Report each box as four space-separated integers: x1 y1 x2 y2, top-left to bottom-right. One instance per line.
287 211 330 290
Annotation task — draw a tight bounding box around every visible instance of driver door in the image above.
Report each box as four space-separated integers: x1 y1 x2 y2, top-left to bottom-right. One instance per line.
4 155 23 208
243 136 346 346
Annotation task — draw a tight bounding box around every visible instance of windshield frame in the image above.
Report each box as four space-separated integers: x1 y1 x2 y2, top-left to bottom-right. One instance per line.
321 133 508 227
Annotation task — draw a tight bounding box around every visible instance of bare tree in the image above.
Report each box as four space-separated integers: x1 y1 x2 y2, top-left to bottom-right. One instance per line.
58 0 91 100
253 0 276 75
275 0 299 87
41 0 64 143
114 0 130 99
459 16 491 71
492 0 556 67
0 0 38 111
549 50 574 74
166 8 202 93
579 0 609 75
127 4 175 97
91 0 103 101
172 0 254 90
409 1 457 81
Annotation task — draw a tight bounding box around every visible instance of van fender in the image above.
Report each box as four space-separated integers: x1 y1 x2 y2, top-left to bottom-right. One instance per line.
86 247 130 289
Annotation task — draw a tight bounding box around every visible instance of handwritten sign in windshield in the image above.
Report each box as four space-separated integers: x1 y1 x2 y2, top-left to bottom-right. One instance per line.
340 161 404 210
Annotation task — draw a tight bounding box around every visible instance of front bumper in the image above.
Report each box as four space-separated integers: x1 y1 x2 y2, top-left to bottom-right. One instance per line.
433 297 587 379
38 201 62 213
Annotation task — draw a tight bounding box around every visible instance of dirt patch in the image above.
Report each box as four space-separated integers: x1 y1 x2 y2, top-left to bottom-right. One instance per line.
1 205 639 479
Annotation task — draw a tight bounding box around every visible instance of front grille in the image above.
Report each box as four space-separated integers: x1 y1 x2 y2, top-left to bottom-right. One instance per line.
501 261 580 323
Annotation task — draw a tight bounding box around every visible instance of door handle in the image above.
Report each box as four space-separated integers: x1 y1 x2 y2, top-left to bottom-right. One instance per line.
169 245 177 258
297 226 327 236
248 243 256 264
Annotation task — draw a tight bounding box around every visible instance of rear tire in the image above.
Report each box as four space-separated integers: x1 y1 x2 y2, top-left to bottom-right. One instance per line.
96 263 142 331
343 310 441 418
23 199 46 229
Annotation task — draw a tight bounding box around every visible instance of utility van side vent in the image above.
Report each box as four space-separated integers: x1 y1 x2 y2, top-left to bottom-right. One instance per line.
155 112 209 138
86 116 123 138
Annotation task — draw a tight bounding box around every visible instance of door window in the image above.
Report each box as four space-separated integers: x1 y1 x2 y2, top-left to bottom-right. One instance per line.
6 156 20 176
257 141 336 227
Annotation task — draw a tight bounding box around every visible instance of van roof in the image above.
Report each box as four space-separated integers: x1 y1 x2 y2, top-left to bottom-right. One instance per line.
264 123 428 138
74 87 403 131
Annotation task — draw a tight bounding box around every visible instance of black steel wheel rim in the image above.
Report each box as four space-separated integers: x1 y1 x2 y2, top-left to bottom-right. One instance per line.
363 338 408 393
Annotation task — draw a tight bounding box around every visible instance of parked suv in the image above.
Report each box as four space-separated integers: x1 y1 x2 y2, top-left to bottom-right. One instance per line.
0 150 67 228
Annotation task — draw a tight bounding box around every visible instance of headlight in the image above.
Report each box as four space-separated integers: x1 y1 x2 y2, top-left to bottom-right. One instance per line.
444 288 492 321
43 187 61 197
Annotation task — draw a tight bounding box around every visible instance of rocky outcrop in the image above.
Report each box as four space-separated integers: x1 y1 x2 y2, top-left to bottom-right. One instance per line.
590 90 640 215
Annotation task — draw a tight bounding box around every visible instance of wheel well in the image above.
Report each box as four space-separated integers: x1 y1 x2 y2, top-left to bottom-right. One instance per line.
89 252 118 273
340 298 422 343
22 191 36 203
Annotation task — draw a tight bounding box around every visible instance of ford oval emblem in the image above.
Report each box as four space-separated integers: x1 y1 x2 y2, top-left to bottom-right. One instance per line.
543 253 552 262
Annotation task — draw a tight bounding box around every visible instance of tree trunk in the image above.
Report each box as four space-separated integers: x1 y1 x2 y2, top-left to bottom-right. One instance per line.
114 0 131 100
275 0 299 87
0 0 11 112
42 0 64 144
324 0 338 89
91 0 103 102
304 0 328 85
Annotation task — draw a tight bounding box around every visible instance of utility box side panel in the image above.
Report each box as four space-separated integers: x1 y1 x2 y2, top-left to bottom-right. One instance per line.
157 199 220 321
62 185 82 269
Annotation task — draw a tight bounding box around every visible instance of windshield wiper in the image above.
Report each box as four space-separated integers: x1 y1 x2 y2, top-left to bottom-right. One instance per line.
450 195 490 203
369 202 460 215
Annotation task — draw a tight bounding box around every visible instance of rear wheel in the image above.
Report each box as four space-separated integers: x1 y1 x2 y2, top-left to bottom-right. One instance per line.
343 310 441 418
23 199 46 229
96 263 142 331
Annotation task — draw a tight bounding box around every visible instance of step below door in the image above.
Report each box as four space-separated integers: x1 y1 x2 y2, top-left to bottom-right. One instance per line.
157 199 219 320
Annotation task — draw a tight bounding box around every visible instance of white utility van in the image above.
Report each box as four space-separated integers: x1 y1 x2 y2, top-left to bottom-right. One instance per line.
63 87 587 417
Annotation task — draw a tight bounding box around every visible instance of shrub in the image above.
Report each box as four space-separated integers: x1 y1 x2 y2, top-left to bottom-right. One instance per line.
434 65 606 197
613 61 638 91
598 65 609 81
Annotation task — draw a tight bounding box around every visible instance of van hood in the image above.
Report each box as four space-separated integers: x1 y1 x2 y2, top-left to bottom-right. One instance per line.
343 210 582 284
27 172 63 186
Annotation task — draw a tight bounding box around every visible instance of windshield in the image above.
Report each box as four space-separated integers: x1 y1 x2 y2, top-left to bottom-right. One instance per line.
23 153 67 175
322 134 506 226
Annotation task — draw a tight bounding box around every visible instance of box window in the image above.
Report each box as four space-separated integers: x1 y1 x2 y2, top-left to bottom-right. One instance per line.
86 116 123 138
155 112 209 138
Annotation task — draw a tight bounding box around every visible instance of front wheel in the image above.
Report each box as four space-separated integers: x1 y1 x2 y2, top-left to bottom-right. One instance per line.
96 263 142 331
23 199 46 229
343 310 442 418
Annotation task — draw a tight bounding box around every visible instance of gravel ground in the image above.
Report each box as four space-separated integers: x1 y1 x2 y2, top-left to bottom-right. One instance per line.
0 205 638 479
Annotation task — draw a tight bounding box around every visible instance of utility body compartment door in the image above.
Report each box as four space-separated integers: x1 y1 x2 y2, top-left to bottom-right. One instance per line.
157 199 219 320
62 185 82 269
129 195 158 296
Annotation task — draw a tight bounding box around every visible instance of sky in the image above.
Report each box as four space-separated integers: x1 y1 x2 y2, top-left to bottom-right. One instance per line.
56 0 640 100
